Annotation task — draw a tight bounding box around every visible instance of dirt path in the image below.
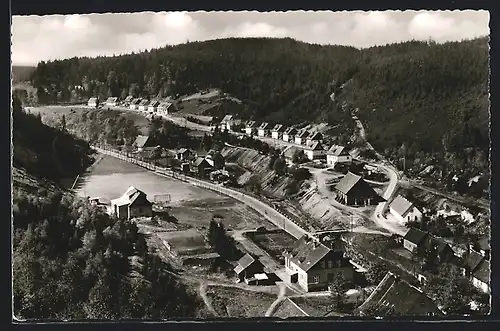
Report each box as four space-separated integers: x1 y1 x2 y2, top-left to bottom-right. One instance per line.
265 282 286 317
199 281 219 317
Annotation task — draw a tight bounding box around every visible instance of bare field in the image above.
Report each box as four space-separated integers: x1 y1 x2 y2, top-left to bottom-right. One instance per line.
206 285 277 317
76 154 220 203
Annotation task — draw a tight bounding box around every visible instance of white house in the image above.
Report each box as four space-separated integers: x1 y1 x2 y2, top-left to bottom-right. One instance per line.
138 99 149 111
129 98 141 110
304 141 326 160
157 101 175 115
282 127 297 142
294 129 310 145
87 97 99 108
258 122 270 137
389 195 423 224
326 145 352 167
148 100 161 113
245 120 256 136
306 132 323 146
104 97 118 107
271 124 285 139
220 115 234 131
463 250 490 294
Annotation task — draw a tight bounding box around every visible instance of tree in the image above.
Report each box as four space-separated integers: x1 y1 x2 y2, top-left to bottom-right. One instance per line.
212 152 225 170
272 157 287 176
292 149 306 164
246 175 262 194
329 273 349 309
202 133 213 151
366 262 387 285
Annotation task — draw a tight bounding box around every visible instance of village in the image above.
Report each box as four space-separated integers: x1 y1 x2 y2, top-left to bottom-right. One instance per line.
76 91 491 317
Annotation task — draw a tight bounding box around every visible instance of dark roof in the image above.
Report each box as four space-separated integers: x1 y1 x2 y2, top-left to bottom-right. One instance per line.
246 120 256 128
259 122 269 129
358 272 442 316
139 99 149 106
296 129 310 138
390 195 416 217
334 172 362 194
464 250 485 272
403 228 428 245
134 135 150 148
124 96 134 102
307 132 323 140
194 157 212 167
272 124 285 132
327 145 348 156
472 259 490 284
283 235 331 272
149 100 160 107
423 236 452 255
306 141 324 151
284 127 297 135
158 101 173 108
131 98 142 104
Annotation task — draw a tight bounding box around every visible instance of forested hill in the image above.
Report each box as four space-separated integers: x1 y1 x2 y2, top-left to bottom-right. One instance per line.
30 37 490 179
12 96 203 320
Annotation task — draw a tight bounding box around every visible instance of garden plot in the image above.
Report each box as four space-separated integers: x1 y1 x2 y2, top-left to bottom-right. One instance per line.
206 285 277 317
247 230 297 264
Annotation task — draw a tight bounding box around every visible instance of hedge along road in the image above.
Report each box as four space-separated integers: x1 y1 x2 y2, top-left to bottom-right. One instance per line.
92 146 310 240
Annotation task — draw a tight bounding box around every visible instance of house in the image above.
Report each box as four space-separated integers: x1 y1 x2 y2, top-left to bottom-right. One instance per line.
304 141 326 160
87 97 99 108
294 129 310 145
462 249 490 293
402 227 428 253
471 236 490 259
389 195 423 224
334 172 382 206
176 148 193 161
148 100 160 113
271 124 285 139
157 101 175 115
306 132 323 146
109 186 153 220
105 97 118 107
138 99 149 111
326 145 352 167
283 234 353 292
423 236 455 263
257 122 270 137
471 260 490 293
282 127 298 143
245 120 257 135
129 98 142 110
356 272 442 316
194 157 214 178
133 135 153 151
123 96 134 104
234 253 265 282
220 115 234 131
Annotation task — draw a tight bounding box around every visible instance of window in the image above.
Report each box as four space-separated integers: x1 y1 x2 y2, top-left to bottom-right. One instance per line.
313 275 320 283
327 260 333 268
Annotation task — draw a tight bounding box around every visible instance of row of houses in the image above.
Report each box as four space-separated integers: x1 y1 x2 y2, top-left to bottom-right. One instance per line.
402 227 491 293
87 96 177 115
243 121 324 146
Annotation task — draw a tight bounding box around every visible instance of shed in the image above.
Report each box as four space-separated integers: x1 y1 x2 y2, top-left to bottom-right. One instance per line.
334 172 382 206
109 186 152 220
389 195 423 224
234 253 265 281
402 227 428 253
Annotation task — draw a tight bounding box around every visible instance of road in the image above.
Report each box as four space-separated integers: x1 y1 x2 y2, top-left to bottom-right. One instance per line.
352 116 406 235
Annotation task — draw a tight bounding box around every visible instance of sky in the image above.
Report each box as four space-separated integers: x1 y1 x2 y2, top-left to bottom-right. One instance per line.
11 10 489 66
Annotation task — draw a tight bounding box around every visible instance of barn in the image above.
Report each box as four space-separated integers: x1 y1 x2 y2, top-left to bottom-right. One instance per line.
333 172 382 206
109 186 153 220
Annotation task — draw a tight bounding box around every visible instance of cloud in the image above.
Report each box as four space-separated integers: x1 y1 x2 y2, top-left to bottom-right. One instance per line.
11 10 490 66
408 11 489 42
